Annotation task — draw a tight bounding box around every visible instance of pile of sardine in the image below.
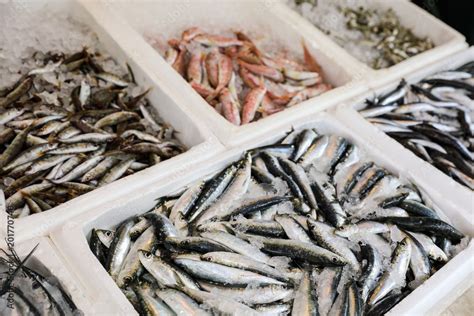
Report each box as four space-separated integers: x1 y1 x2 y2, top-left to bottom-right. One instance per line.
152 28 330 125
0 245 80 315
90 128 467 315
359 62 474 189
0 48 185 218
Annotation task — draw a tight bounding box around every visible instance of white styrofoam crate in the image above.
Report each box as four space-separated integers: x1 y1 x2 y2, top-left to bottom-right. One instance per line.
280 0 468 89
50 111 473 315
0 0 223 242
78 0 369 148
0 237 93 314
331 47 474 215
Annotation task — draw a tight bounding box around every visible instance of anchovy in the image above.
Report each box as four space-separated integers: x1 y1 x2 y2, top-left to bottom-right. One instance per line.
174 257 284 286
60 133 116 144
368 237 412 305
310 176 347 227
292 129 318 161
156 289 210 316
381 216 464 242
200 231 270 264
180 287 262 316
6 182 53 211
315 267 342 315
0 76 33 108
279 157 318 209
216 196 290 221
26 154 73 175
165 236 232 253
53 155 84 180
106 220 134 280
135 287 175 316
311 135 349 174
251 144 295 158
168 181 205 221
244 234 347 266
116 226 157 287
199 281 292 306
187 163 238 222
0 48 185 220
411 232 448 262
292 271 318 316
53 155 104 184
298 135 329 168
90 228 108 265
98 157 135 186
3 143 59 172
275 214 312 243
345 281 363 316
222 219 286 238
201 251 290 283
47 142 100 155
260 152 304 200
358 243 383 303
399 199 440 219
0 128 31 169
95 72 129 87
405 231 431 287
81 156 118 182
195 154 251 224
138 251 199 289
308 219 360 272
336 221 390 237
0 108 25 124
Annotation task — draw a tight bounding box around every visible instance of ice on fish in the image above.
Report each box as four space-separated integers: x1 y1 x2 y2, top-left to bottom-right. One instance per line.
87 127 469 315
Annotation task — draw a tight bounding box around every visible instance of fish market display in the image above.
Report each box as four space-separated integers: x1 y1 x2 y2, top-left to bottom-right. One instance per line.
90 128 467 315
287 0 434 69
359 62 474 190
0 48 185 219
0 245 81 315
148 28 331 125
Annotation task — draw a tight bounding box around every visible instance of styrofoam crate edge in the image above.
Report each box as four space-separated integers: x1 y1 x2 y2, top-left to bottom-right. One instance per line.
50 111 473 315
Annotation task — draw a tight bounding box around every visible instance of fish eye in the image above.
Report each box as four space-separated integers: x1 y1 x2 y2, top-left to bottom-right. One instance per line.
332 258 338 263
144 252 152 259
105 231 112 236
